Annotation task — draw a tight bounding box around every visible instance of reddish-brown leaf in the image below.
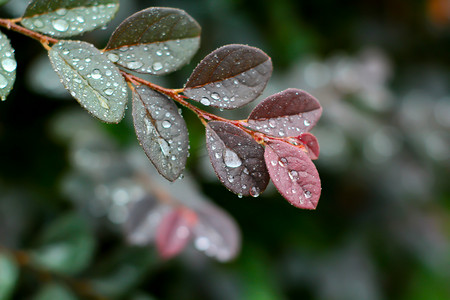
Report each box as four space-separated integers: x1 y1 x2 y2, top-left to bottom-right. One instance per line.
247 89 322 137
184 44 272 109
155 207 197 259
264 140 321 209
297 132 320 160
206 121 270 197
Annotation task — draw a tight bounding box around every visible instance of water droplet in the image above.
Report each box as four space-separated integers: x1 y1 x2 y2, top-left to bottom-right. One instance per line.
91 69 102 79
107 53 119 62
211 92 220 100
288 170 298 180
127 61 143 70
76 16 85 23
279 157 288 167
1 58 16 72
152 62 163 71
237 193 243 198
304 119 311 126
55 8 67 16
304 190 312 198
224 149 242 168
268 120 276 128
105 70 112 76
0 74 8 88
98 96 109 109
227 175 234 183
156 50 163 56
104 88 114 96
52 19 69 32
85 58 91 63
158 138 170 156
250 187 260 197
243 168 249 175
195 237 210 251
200 97 211 106
215 152 221 159
162 120 171 128
33 20 43 28
271 160 277 166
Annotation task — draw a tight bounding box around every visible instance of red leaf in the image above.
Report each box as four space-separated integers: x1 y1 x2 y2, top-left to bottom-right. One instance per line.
155 207 197 259
247 89 322 137
297 132 320 160
264 141 321 209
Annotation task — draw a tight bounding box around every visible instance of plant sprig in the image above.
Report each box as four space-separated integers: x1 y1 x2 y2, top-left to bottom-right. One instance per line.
0 1 322 209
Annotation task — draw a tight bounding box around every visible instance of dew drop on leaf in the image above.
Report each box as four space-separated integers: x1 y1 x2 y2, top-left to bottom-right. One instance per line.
0 74 7 88
224 149 242 168
152 62 163 71
107 53 119 62
200 97 211 106
52 19 69 32
1 58 16 72
162 120 171 128
91 69 102 79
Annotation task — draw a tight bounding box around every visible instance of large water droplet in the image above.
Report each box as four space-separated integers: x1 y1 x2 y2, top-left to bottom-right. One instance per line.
33 20 43 28
152 62 163 71
91 69 102 79
55 8 67 16
288 170 298 180
304 190 312 198
0 74 7 88
250 186 260 197
162 120 171 128
52 19 69 32
127 61 143 70
200 97 211 106
1 58 16 72
107 53 119 62
211 92 220 100
279 157 288 167
304 119 311 126
224 149 242 168
104 88 114 96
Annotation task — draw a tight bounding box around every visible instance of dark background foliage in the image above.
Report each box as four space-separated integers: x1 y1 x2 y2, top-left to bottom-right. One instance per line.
0 0 449 299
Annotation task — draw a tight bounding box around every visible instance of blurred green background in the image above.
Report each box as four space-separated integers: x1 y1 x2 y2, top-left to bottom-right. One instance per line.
0 0 449 299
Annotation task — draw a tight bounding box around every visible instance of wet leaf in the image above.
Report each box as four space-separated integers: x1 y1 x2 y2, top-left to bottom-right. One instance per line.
0 31 16 101
124 195 170 246
247 88 322 136
132 85 189 181
264 140 321 209
33 283 77 300
193 201 241 262
297 132 320 160
206 121 269 197
184 44 272 109
104 7 201 75
48 40 128 123
0 253 18 300
21 0 119 38
30 213 96 275
156 207 197 259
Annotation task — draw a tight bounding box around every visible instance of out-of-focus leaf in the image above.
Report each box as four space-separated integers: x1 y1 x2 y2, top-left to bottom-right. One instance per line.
30 213 96 275
21 0 119 38
184 44 272 109
264 140 321 209
0 253 18 300
48 40 128 123
33 283 77 300
132 85 189 181
206 121 270 197
90 247 159 298
124 195 170 246
297 132 320 160
156 207 197 259
0 0 10 7
104 7 201 75
247 88 322 136
129 292 157 300
192 201 241 262
0 31 16 101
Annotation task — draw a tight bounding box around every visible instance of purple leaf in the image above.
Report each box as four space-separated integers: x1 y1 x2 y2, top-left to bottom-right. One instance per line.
184 44 272 109
193 201 241 262
104 7 201 75
297 132 320 160
247 88 322 136
156 207 197 259
132 85 189 181
264 140 321 209
206 121 270 197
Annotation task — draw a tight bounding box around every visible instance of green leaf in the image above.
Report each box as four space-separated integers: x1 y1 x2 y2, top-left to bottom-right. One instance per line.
104 7 201 75
0 253 19 300
0 31 16 101
21 0 119 38
132 85 189 181
48 40 128 123
0 0 10 7
30 213 96 275
33 283 77 300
